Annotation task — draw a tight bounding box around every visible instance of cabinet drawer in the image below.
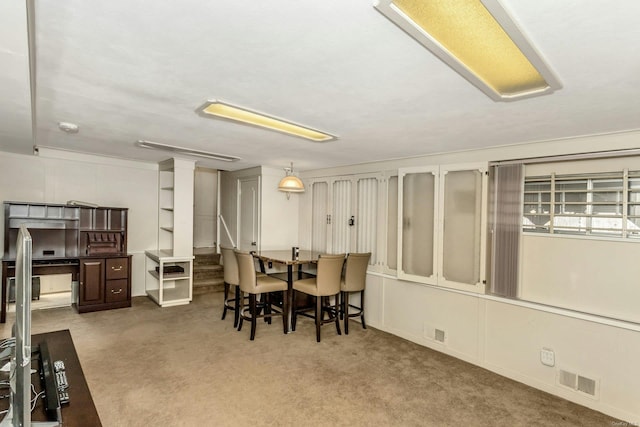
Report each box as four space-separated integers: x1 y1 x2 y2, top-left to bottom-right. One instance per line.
105 279 128 303
106 257 129 280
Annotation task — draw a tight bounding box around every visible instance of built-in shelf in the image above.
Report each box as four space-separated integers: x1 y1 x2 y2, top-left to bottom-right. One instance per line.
144 250 193 307
147 158 195 308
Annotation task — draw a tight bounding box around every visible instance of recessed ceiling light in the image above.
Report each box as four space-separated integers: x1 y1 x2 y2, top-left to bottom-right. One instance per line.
197 100 336 142
136 140 240 162
374 0 562 101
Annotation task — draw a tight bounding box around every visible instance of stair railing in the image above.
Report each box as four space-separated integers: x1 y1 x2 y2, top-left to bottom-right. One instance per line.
218 214 236 248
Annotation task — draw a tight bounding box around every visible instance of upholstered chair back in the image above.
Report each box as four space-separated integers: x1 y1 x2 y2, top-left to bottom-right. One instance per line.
220 246 239 286
342 252 371 292
235 250 258 294
315 254 346 296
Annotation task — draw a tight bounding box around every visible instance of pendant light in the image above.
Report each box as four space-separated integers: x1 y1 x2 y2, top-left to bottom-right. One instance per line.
278 162 305 199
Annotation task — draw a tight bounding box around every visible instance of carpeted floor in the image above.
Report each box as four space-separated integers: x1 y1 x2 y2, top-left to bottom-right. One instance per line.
0 292 621 426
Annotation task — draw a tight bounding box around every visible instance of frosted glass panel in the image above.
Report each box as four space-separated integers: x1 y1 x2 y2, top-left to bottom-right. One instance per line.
311 182 328 253
402 172 434 276
356 178 378 264
332 180 352 253
442 170 482 284
387 176 398 270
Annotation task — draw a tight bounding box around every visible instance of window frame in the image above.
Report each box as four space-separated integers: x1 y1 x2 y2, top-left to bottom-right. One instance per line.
523 169 640 238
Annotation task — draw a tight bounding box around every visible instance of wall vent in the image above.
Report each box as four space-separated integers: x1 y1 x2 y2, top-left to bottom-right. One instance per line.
558 370 577 388
557 369 599 398
423 323 446 344
577 376 597 396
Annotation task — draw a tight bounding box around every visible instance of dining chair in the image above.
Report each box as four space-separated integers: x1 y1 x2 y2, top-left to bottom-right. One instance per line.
235 250 289 340
292 253 345 342
220 245 242 327
340 252 371 334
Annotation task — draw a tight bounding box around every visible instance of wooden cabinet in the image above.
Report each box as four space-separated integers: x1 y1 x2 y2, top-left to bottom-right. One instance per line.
79 258 104 305
76 256 131 313
2 201 132 321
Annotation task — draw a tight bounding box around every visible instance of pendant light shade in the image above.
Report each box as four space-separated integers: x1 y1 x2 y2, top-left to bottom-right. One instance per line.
278 163 305 198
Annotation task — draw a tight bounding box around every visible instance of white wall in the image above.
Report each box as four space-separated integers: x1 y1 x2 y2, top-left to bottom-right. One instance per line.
219 166 299 251
259 166 299 250
193 167 217 249
0 150 158 297
297 130 640 422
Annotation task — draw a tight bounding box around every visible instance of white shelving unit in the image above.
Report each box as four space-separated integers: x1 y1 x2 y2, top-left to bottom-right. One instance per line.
145 158 196 307
145 249 193 307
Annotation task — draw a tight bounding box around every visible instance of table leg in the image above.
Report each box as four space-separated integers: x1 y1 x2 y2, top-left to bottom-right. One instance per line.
286 264 294 333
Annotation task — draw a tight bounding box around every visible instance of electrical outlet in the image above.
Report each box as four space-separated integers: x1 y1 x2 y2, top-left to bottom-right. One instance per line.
540 348 555 367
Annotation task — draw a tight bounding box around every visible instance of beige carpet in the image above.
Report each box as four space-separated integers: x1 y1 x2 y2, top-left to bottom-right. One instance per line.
1 292 621 427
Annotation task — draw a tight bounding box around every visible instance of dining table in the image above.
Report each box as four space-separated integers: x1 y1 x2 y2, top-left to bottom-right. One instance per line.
252 249 319 333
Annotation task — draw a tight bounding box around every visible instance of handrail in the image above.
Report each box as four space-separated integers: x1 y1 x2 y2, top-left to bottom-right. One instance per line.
218 214 236 248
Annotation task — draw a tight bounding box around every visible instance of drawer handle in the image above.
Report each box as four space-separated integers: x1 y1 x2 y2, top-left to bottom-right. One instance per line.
111 266 123 271
111 288 123 294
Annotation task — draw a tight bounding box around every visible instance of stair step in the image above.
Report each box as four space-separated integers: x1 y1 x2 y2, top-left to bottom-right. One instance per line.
193 277 225 294
193 266 223 281
193 253 220 266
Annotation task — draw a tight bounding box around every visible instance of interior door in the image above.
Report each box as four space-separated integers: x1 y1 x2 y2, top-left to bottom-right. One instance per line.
238 177 260 251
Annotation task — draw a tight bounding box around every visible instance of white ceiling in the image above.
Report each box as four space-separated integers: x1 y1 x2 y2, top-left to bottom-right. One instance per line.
2 1 640 172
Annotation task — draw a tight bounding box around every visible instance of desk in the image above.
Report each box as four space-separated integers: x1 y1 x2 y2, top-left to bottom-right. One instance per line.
0 329 102 426
1 259 80 324
253 250 319 333
1 255 132 324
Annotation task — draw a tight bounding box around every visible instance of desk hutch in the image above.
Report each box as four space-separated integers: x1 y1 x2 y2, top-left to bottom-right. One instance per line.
1 201 132 323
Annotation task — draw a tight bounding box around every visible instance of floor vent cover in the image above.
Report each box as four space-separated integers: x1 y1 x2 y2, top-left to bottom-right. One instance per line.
434 329 446 343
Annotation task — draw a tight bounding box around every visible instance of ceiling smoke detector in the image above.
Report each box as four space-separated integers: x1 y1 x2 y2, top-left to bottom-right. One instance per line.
58 122 79 134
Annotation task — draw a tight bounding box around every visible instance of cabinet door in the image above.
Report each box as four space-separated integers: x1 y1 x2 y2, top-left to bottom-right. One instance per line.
79 259 105 305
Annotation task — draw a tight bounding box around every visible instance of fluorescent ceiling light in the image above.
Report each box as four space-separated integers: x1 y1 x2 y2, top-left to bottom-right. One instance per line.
136 140 240 162
374 0 561 101
197 100 336 142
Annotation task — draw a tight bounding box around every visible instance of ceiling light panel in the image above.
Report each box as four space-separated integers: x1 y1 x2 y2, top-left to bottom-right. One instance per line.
374 0 562 101
197 101 336 142
136 140 240 162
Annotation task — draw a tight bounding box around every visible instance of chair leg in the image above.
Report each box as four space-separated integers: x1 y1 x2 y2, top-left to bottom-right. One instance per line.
237 291 244 331
249 294 257 341
292 290 297 331
360 289 366 329
334 294 341 336
282 289 289 334
233 285 240 328
343 291 350 335
221 282 229 320
265 292 272 324
315 296 322 343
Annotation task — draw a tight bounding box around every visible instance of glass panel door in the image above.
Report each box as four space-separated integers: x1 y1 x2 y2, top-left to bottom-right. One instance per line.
398 167 438 284
440 169 483 287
